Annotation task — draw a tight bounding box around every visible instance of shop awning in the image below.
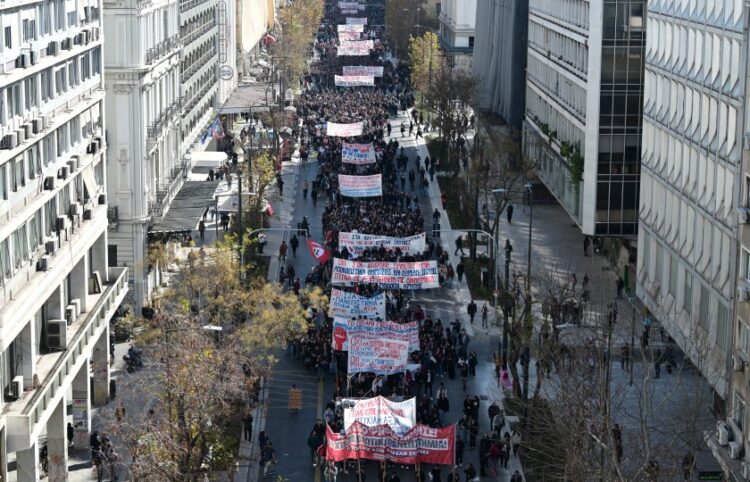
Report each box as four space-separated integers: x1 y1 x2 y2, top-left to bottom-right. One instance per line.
218 83 274 114
149 181 220 234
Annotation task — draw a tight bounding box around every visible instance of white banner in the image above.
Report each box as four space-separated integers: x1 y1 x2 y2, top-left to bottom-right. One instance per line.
338 1 365 10
343 65 384 77
329 288 386 319
338 31 361 41
339 232 426 258
327 121 364 137
348 335 409 374
332 318 420 353
338 24 365 33
342 142 376 164
332 259 440 289
338 40 373 56
343 396 416 435
335 75 375 87
339 174 382 197
346 17 368 25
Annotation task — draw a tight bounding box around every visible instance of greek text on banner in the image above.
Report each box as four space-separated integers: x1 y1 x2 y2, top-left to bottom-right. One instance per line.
343 65 384 77
335 75 375 87
329 288 386 319
343 396 416 434
348 335 409 374
327 121 364 137
337 24 365 33
346 17 368 24
338 40 373 56
332 318 419 353
331 259 440 289
341 142 376 164
338 174 382 197
326 422 456 465
339 232 426 258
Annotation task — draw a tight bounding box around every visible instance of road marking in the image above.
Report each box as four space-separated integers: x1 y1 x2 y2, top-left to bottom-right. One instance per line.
315 377 324 482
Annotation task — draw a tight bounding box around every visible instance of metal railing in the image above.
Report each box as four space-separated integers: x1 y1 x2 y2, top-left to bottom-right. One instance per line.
144 35 181 65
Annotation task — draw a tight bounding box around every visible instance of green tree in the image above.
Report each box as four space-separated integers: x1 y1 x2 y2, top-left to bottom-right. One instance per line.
408 31 441 95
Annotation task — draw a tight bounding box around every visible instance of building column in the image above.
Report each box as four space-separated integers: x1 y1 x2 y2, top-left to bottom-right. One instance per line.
15 441 39 482
18 320 36 389
72 364 91 449
0 426 8 482
47 397 68 481
91 328 110 406
71 254 91 313
91 233 108 284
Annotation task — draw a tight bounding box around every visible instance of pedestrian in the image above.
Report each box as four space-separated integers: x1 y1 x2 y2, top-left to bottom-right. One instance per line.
279 240 288 261
441 192 448 210
464 463 477 482
311 187 318 206
456 261 465 282
511 428 521 457
616 276 626 298
303 180 309 200
261 441 277 476
67 422 74 447
507 204 514 224
467 300 477 324
221 212 230 232
257 232 267 254
301 216 310 237
510 470 523 482
620 343 630 370
243 411 253 442
455 236 465 256
416 126 423 139
456 436 465 467
613 423 623 463
571 273 577 291
430 466 442 482
481 303 488 328
401 123 405 137
307 430 323 466
198 219 205 242
325 462 339 482
290 234 299 257
582 273 589 291
276 173 284 195
583 235 591 256
654 349 662 378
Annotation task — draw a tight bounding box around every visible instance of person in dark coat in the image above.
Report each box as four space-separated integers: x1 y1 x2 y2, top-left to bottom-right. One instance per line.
507 204 514 224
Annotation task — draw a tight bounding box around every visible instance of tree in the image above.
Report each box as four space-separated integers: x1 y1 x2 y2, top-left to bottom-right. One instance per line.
385 0 437 56
274 0 324 99
106 242 326 481
408 31 441 95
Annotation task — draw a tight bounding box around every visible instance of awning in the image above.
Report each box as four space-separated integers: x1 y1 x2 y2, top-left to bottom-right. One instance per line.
218 84 274 114
149 181 220 234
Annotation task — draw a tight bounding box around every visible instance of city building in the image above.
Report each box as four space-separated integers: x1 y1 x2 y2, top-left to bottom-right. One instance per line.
473 0 528 129
437 0 476 70
179 0 218 153
236 0 274 79
103 0 182 307
522 0 645 236
0 0 128 477
637 0 744 410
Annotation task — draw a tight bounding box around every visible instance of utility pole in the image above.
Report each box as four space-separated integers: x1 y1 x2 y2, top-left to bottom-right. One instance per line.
522 184 533 423
503 240 512 361
237 172 243 280
629 297 635 385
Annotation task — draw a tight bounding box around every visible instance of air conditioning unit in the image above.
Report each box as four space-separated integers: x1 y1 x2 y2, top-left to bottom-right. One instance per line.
64 305 76 325
47 40 60 55
56 215 68 232
57 166 69 180
98 193 107 205
45 319 68 350
733 353 746 372
67 157 79 173
87 140 99 154
83 208 93 220
1 133 18 150
15 53 29 68
11 376 23 399
43 176 55 190
729 440 743 459
61 38 73 50
15 128 26 143
718 421 730 446
45 239 58 254
37 255 50 271
30 50 39 65
69 202 81 216
70 298 81 317
32 118 44 133
39 114 48 129
739 207 750 224
21 123 32 139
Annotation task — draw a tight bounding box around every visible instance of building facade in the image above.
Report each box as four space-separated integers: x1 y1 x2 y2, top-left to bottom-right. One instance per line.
103 0 182 308
0 0 128 477
179 0 218 152
522 0 645 236
473 0 528 129
437 0 475 70
637 0 744 403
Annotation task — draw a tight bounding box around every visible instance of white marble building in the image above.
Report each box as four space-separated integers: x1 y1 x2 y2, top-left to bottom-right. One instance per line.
0 0 128 477
437 0 476 70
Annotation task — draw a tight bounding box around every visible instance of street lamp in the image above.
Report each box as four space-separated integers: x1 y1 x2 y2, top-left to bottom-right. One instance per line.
491 183 534 420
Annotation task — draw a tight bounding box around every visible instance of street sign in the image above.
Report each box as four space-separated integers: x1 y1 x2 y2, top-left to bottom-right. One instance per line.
219 65 234 80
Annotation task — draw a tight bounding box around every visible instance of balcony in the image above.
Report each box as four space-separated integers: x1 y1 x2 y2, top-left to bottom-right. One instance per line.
180 20 216 51
147 98 184 142
5 267 128 452
148 159 189 217
145 35 182 65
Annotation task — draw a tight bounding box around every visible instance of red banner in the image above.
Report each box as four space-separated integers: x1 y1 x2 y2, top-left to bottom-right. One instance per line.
326 422 455 465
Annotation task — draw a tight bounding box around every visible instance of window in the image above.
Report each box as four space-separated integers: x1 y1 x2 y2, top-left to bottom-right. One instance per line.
0 240 10 281
4 27 12 49
26 144 39 179
0 164 6 201
669 255 678 296
739 319 749 355
746 175 750 207
469 36 474 48
13 156 24 191
717 303 729 350
734 392 745 431
684 270 693 314
41 69 52 102
699 284 710 329
642 231 650 276
24 76 37 110
92 48 101 75
54 0 65 31
22 19 36 42
29 211 42 251
39 2 51 35
655 243 664 285
12 226 28 269
45 197 57 236
744 248 750 280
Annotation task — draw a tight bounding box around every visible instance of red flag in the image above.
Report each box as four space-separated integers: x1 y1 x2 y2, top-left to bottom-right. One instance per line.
306 239 331 264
